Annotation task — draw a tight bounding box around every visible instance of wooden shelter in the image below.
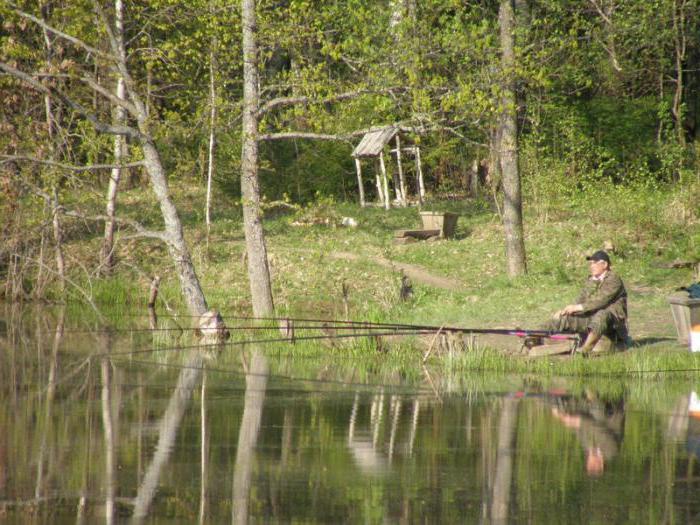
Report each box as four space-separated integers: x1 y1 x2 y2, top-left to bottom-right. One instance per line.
352 127 425 209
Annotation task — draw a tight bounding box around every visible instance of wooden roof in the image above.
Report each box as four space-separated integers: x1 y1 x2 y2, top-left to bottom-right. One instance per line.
352 127 398 158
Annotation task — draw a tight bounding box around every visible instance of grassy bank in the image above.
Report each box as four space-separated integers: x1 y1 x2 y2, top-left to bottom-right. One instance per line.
15 176 700 373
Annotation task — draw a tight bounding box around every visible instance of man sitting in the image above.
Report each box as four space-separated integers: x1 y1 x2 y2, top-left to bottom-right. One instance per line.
547 250 628 356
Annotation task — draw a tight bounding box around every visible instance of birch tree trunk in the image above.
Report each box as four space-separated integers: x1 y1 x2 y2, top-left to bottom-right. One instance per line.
205 51 216 245
41 2 66 293
140 139 209 315
98 3 209 316
3 5 211 316
205 0 218 245
241 0 275 316
101 0 127 272
498 0 527 277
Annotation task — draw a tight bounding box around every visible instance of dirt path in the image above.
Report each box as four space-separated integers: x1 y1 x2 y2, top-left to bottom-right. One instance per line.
330 251 464 291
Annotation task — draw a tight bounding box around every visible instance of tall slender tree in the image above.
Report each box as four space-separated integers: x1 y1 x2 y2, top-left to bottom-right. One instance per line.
497 0 527 277
101 0 127 273
241 0 275 316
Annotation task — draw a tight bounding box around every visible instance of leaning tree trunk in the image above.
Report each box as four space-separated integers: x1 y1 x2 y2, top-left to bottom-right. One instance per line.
2 5 211 317
140 139 209 316
99 4 209 317
241 0 275 316
498 0 527 277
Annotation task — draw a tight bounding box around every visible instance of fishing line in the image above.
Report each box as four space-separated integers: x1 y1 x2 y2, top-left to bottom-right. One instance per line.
90 328 435 359
110 356 435 393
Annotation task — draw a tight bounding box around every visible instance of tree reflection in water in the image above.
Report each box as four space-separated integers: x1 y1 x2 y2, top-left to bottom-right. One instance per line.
2 306 700 523
232 348 268 525
131 350 207 522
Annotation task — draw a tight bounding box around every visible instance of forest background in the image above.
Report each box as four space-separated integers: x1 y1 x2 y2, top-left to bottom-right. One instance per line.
1 0 699 346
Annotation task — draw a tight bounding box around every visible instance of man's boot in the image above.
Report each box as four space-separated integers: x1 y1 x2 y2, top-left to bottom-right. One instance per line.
590 335 615 356
578 332 601 356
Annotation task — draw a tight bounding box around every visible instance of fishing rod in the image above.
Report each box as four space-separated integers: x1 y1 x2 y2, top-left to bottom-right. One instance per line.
222 316 580 342
1 314 579 343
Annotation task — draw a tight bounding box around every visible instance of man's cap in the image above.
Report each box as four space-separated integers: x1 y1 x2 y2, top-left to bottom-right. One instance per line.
586 250 611 264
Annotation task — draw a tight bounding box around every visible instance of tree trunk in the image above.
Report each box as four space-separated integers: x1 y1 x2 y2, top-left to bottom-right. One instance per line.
498 0 527 277
205 53 216 244
101 0 127 273
51 189 66 294
672 0 688 148
206 6 218 246
4 5 211 316
34 201 50 298
41 3 67 294
241 0 275 316
140 139 209 316
99 3 209 316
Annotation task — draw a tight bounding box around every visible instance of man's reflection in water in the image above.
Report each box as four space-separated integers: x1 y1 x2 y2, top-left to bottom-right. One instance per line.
688 391 700 459
550 389 625 477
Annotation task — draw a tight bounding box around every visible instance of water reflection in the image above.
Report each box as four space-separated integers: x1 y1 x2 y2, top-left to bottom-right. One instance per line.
550 389 624 477
232 348 269 525
131 350 207 522
1 306 700 523
689 393 700 459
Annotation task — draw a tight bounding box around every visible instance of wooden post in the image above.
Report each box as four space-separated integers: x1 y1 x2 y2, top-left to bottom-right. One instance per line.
470 158 480 197
354 157 365 207
374 159 384 205
148 275 160 330
148 275 161 308
415 147 425 203
379 151 390 209
395 135 407 206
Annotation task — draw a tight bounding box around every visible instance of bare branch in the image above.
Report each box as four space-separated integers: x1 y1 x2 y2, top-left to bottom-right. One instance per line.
62 209 168 242
15 178 167 243
0 62 142 139
93 1 150 122
15 252 104 318
259 87 405 115
12 7 114 61
1 155 145 172
258 132 356 142
81 75 138 115
587 0 613 25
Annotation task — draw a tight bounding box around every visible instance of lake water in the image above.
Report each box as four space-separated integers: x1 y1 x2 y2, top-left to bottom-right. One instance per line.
1 305 699 524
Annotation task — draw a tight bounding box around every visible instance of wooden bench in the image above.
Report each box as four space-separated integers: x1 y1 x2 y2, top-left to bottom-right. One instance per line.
394 229 441 240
